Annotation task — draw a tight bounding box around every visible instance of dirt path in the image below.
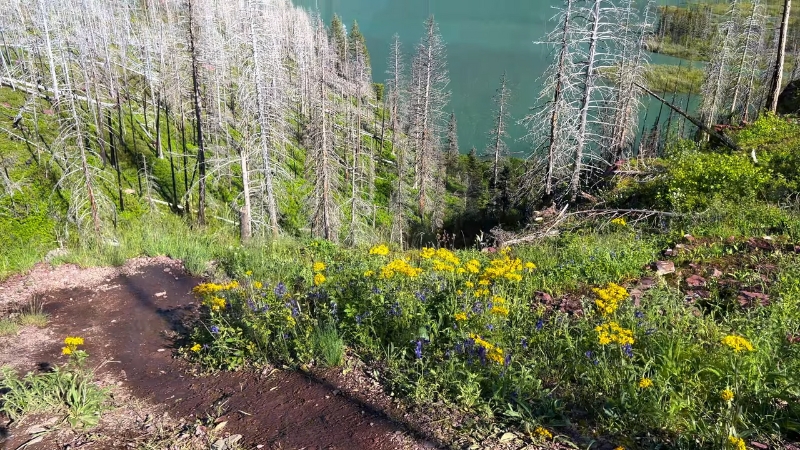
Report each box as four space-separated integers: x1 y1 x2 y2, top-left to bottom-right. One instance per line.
0 261 440 450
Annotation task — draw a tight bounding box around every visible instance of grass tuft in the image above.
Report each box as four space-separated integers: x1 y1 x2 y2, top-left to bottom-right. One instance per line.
0 319 19 336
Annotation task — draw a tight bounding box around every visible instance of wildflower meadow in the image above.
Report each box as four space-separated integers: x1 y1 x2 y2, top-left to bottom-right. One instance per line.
188 232 800 448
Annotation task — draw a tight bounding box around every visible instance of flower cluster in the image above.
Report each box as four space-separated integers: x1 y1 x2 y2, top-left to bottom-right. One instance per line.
722 335 754 352
727 436 746 450
638 377 653 389
313 261 326 286
595 321 635 346
454 312 468 321
593 282 629 315
380 258 423 279
369 244 390 256
62 336 84 355
193 281 239 296
481 250 525 283
533 426 553 439
205 296 226 312
611 217 627 227
470 334 505 364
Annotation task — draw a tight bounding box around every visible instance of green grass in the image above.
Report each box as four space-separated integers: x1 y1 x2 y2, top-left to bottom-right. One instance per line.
0 360 108 429
0 319 19 336
178 208 800 448
646 64 704 94
313 324 345 367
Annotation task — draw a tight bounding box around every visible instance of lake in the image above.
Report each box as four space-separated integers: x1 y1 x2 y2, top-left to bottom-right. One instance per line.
291 0 691 155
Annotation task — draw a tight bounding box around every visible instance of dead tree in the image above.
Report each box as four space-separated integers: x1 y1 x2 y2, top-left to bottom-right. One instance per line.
765 0 791 112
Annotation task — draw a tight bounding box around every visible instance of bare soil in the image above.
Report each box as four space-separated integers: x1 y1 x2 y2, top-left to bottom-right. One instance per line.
0 260 441 450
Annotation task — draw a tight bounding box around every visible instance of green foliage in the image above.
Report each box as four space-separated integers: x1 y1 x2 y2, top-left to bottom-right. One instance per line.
185 240 800 446
645 64 703 94
313 323 345 367
663 149 772 210
0 319 19 336
0 340 108 429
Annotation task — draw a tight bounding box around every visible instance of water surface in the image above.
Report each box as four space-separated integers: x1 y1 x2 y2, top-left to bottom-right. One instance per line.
293 0 690 154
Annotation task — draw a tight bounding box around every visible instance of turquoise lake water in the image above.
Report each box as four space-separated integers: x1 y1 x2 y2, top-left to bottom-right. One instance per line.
292 0 691 154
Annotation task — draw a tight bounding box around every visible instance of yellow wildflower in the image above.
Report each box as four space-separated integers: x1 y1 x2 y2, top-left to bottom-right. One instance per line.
64 336 84 346
525 262 536 270
61 346 72 355
457 267 466 274
287 315 296 326
727 436 746 450
593 282 629 316
611 217 627 227
595 322 634 346
478 279 490 286
721 389 734 402
466 259 481 274
369 244 390 256
314 273 326 286
491 305 509 317
614 447 625 450
470 334 505 364
245 270 253 276
455 312 468 321
313 261 326 273
457 290 463 296
420 247 436 259
190 343 202 352
364 270 375 277
465 281 475 288
722 335 754 352
638 378 653 389
206 296 226 312
253 281 263 289
533 426 552 439
379 259 423 279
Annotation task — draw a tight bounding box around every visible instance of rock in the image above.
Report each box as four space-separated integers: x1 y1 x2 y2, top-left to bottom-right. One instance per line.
777 79 800 115
654 261 675 276
686 274 707 287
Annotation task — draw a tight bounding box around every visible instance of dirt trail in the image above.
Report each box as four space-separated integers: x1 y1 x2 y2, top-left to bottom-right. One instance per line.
0 262 438 450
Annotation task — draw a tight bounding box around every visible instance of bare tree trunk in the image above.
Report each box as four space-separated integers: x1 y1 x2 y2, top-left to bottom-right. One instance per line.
766 0 791 112
569 0 601 203
186 0 206 225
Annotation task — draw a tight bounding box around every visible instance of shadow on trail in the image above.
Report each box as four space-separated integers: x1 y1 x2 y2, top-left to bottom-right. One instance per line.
30 262 444 450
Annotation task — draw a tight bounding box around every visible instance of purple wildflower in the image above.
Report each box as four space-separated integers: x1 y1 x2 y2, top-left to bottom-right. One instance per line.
536 318 544 331
274 282 287 297
210 326 220 334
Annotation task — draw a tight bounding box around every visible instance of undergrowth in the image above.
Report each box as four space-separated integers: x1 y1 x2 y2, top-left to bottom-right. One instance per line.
0 337 109 429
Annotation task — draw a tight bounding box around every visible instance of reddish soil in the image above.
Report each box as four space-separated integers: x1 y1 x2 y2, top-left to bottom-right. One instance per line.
1 263 439 450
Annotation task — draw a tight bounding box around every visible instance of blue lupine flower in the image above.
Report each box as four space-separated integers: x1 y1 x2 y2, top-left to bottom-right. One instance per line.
388 302 402 317
274 282 287 297
585 350 594 359
504 353 512 367
486 324 494 331
210 326 220 334
372 287 381 294
622 344 634 358
414 340 423 359
536 318 544 331
477 346 487 365
415 291 427 302
635 310 644 319
521 337 528 349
